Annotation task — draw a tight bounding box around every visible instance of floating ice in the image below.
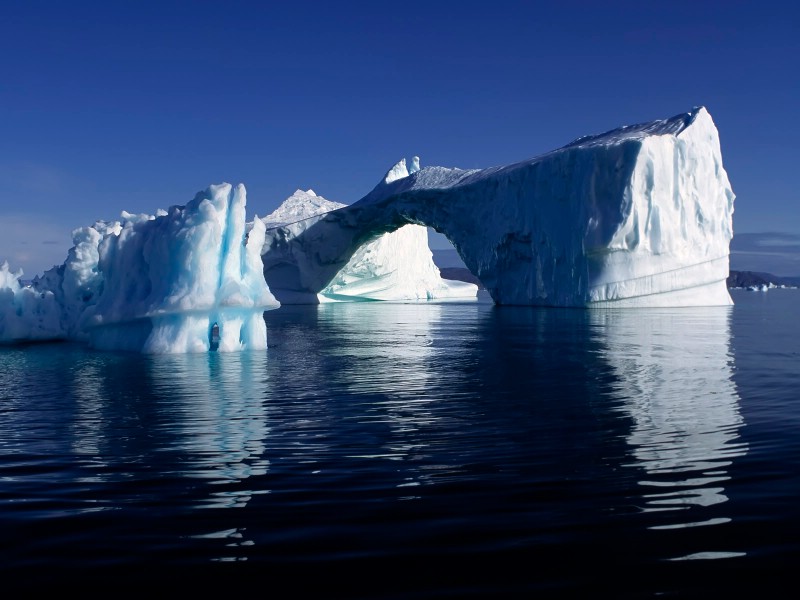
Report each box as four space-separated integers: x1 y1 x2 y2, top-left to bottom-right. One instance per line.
87 183 279 352
2 106 736 352
260 107 735 307
261 182 478 303
1 183 279 352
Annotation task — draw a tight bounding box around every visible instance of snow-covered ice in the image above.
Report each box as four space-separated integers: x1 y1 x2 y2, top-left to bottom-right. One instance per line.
261 107 734 307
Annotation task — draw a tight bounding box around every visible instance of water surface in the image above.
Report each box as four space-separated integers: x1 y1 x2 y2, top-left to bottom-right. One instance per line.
1 289 797 596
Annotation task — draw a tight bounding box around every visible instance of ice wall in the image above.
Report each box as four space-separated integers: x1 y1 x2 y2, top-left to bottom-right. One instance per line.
1 183 279 352
261 179 477 303
87 183 279 352
260 107 734 307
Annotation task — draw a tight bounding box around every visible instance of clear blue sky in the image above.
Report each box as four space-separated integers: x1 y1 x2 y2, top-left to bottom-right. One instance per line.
1 0 798 276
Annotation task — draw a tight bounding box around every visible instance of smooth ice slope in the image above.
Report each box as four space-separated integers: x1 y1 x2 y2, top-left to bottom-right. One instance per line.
261 174 477 303
1 184 279 352
259 107 734 307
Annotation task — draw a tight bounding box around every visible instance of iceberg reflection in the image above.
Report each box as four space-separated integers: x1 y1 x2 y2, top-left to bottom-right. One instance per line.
317 302 443 465
147 350 271 509
591 308 748 539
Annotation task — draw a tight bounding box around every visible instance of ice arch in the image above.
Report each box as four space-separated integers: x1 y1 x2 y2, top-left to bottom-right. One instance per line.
262 107 734 307
260 187 477 303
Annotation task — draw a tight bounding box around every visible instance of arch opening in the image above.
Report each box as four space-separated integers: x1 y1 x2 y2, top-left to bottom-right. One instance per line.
262 213 484 304
427 227 484 294
313 222 481 303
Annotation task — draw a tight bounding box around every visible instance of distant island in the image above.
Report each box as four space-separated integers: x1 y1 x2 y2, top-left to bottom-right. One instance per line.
726 271 800 290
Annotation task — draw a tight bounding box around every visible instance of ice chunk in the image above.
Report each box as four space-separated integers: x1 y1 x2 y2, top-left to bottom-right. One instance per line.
1 183 279 352
383 158 410 184
260 107 734 307
87 183 279 352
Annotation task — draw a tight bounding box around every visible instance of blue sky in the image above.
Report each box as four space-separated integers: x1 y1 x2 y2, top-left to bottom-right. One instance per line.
1 0 798 276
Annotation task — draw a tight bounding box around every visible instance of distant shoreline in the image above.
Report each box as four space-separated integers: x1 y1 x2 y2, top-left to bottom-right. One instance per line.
726 270 800 289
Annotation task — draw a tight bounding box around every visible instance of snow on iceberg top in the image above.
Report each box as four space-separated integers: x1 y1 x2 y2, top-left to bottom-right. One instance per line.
563 106 705 149
359 107 717 204
263 189 345 226
263 157 430 227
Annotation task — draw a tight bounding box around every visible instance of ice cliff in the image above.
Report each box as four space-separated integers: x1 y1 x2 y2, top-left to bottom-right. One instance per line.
1 183 278 352
261 180 478 303
261 107 734 307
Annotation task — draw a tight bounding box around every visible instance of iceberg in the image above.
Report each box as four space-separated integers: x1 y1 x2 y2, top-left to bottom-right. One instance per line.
261 177 478 303
2 106 736 352
259 107 734 307
1 183 279 352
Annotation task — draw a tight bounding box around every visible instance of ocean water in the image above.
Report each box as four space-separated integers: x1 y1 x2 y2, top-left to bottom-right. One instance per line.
1 289 798 597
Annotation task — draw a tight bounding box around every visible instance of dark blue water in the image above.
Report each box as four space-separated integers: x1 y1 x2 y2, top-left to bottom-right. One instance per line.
1 289 798 597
